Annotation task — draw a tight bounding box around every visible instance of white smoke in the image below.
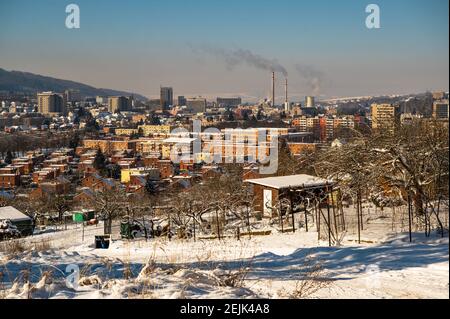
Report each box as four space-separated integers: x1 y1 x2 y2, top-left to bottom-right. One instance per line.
192 44 288 77
295 64 325 96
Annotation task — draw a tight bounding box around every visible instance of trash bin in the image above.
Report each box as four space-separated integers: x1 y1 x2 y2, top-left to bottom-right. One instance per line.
95 235 110 249
120 220 132 239
255 211 263 221
85 211 95 220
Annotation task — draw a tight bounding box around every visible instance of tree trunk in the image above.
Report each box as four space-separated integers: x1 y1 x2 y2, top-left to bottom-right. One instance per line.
104 217 112 235
408 192 413 243
327 198 332 247
356 197 361 244
193 216 196 241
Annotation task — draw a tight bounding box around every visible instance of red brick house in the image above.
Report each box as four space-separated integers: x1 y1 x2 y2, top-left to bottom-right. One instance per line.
82 173 116 192
0 167 20 189
157 160 174 179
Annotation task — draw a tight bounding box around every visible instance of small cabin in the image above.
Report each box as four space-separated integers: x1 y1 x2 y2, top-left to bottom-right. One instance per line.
0 206 34 236
245 174 334 218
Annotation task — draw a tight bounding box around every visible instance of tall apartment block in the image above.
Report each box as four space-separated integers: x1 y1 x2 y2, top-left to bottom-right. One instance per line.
371 103 396 132
108 96 131 113
37 92 66 115
433 100 449 120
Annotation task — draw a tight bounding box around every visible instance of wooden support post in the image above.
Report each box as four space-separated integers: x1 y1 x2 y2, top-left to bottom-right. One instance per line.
304 203 308 232
339 192 346 231
326 194 332 247
331 187 338 235
168 212 171 241
290 191 295 233
193 216 196 242
246 203 251 239
279 200 284 233
291 209 295 232
316 204 321 240
314 203 317 225
359 192 364 231
216 208 221 240
357 195 361 244
408 192 412 243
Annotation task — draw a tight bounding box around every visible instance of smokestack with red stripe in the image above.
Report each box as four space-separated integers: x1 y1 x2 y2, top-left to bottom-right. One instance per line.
284 77 290 113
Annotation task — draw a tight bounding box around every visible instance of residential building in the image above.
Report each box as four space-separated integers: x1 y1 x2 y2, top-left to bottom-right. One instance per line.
138 125 172 136
64 90 81 103
432 100 449 120
0 167 20 189
371 103 395 132
108 96 131 113
186 97 207 113
37 92 66 115
216 97 242 108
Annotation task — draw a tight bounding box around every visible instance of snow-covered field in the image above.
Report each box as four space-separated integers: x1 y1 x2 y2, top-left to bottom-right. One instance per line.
0 211 448 299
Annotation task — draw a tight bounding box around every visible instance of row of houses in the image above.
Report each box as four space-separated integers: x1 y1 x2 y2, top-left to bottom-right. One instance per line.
0 150 74 189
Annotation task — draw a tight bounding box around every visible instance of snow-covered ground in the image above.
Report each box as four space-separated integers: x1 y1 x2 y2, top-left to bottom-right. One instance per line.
0 210 448 299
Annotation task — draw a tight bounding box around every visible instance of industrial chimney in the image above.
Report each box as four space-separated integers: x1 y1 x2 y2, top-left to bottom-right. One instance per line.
272 71 275 107
284 77 290 113
284 78 288 103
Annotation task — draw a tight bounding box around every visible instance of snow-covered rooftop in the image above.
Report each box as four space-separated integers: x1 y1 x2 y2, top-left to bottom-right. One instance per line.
0 206 32 222
245 174 333 190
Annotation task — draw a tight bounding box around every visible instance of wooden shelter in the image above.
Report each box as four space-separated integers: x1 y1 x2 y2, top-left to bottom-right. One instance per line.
245 174 345 246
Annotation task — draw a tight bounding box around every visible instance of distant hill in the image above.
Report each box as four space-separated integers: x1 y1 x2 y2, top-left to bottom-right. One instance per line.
0 68 148 101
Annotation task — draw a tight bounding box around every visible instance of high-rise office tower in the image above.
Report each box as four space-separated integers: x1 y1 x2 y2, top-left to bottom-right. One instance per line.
178 96 187 106
160 87 173 110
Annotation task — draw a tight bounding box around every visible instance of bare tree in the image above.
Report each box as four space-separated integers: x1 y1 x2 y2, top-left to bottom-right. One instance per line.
93 189 128 234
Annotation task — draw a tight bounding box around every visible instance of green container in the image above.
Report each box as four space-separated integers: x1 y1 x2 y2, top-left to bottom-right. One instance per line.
73 212 84 223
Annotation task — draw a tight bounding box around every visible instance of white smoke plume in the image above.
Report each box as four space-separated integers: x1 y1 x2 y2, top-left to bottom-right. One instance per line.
295 64 325 96
192 44 288 77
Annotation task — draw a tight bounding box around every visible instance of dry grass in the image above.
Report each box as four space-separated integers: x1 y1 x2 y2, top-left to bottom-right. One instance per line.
279 256 332 299
0 239 52 258
32 240 52 252
0 240 27 256
215 264 252 288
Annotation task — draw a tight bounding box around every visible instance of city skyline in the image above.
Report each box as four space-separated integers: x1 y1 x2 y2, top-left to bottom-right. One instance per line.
0 0 448 102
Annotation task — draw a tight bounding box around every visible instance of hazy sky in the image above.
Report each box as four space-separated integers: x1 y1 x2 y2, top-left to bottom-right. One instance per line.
0 0 448 102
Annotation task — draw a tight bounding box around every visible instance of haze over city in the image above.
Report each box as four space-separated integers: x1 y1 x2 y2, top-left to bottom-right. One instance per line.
0 0 448 102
